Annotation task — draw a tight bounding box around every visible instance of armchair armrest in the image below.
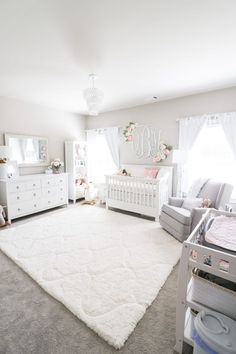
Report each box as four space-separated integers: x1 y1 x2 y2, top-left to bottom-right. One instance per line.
191 208 208 231
168 197 184 207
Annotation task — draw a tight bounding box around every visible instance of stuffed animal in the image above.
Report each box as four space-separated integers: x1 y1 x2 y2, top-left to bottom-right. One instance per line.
201 198 211 208
0 205 6 227
83 183 98 205
117 169 131 176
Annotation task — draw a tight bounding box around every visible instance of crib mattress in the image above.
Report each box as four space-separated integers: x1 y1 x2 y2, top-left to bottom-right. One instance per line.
204 215 236 253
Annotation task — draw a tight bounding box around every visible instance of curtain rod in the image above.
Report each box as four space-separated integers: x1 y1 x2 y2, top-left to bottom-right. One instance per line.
176 111 235 121
85 126 121 132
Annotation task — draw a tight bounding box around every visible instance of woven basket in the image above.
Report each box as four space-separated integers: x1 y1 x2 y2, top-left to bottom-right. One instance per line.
191 269 236 320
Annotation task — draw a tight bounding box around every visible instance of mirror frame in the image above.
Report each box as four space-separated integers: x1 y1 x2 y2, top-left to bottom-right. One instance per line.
4 133 49 167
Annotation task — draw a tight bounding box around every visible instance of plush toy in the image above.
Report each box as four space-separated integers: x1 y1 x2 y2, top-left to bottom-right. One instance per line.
0 205 6 227
201 198 211 208
83 183 98 205
117 169 131 176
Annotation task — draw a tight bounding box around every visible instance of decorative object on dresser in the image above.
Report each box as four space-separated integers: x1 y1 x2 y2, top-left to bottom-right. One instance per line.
106 164 173 221
50 158 64 174
0 146 12 179
65 141 87 203
0 173 68 223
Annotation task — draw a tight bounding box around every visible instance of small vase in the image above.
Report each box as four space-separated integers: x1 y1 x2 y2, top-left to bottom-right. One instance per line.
52 168 61 174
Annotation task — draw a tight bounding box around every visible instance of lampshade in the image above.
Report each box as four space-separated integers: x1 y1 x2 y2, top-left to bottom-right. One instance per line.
83 74 104 116
0 146 12 160
172 149 188 164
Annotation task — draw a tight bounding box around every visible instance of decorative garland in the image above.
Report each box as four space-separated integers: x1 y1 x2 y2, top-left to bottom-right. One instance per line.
123 122 138 142
153 142 172 162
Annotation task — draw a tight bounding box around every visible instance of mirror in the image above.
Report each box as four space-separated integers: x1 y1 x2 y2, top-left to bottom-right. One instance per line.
4 133 48 167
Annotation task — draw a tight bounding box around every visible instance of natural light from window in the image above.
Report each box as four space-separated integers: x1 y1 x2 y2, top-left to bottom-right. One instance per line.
87 131 117 183
188 123 236 199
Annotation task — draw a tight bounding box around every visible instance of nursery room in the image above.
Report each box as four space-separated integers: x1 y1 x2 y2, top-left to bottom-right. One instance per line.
0 1 236 354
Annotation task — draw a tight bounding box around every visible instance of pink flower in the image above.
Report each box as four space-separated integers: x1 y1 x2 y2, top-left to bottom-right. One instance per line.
153 153 161 162
128 135 132 142
164 149 170 155
127 127 132 133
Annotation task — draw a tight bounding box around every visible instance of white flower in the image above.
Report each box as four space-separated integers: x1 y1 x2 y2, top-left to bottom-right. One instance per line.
159 143 166 151
160 152 166 160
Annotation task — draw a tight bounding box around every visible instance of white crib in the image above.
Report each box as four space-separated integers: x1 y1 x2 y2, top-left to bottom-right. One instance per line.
106 165 173 221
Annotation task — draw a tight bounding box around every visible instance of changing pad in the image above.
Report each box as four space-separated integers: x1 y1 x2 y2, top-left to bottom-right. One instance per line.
205 215 236 251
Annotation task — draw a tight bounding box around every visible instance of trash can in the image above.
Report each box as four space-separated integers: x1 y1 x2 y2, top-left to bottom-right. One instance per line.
192 310 236 354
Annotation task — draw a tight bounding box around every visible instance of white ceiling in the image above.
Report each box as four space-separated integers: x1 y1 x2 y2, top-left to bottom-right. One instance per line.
0 0 236 115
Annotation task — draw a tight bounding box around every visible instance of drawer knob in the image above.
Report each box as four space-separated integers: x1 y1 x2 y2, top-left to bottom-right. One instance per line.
48 190 50 194
48 181 50 185
17 208 21 212
17 196 20 200
34 204 37 208
33 193 36 197
33 184 36 187
16 186 19 189
48 201 51 204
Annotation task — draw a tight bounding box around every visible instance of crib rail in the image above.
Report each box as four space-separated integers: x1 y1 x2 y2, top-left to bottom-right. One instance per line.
105 173 170 221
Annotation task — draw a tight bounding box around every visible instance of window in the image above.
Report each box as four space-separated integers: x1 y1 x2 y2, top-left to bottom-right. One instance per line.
87 130 117 183
188 123 236 199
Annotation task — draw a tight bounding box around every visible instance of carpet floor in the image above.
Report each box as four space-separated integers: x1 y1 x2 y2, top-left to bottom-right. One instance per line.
0 251 192 354
0 206 193 354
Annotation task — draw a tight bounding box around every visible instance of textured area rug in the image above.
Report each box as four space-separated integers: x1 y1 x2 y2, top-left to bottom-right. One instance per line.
0 206 181 349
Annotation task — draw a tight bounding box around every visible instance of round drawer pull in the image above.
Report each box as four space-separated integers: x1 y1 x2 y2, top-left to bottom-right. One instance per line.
16 186 19 189
48 201 51 204
17 196 20 200
33 183 36 187
33 193 36 197
17 208 21 212
34 204 37 208
47 181 50 185
48 190 50 194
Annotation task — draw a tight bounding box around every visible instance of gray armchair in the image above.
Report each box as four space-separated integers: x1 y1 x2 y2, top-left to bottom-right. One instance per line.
160 180 234 242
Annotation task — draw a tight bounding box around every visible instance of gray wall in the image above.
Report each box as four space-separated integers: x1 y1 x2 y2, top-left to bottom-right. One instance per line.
0 97 86 175
86 86 236 194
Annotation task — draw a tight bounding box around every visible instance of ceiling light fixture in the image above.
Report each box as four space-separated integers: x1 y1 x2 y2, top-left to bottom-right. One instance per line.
83 73 104 116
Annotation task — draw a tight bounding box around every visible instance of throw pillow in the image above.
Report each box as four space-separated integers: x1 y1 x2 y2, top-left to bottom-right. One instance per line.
182 197 203 211
144 168 159 178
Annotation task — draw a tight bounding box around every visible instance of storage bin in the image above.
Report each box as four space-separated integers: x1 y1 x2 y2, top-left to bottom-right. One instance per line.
193 310 236 354
191 270 236 320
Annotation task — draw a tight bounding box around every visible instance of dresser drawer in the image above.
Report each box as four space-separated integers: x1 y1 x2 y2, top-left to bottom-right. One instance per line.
55 175 67 186
10 200 42 217
26 180 41 190
42 186 58 197
9 190 42 203
8 182 26 194
42 178 55 188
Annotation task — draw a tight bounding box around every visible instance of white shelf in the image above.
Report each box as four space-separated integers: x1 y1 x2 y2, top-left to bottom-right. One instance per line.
184 308 194 347
174 209 236 354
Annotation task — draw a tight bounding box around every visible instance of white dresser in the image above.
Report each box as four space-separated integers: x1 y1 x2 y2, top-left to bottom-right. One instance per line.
0 173 68 223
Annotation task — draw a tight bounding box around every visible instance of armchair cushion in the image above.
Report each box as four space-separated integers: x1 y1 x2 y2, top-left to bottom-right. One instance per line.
162 204 191 225
168 197 184 208
191 207 208 231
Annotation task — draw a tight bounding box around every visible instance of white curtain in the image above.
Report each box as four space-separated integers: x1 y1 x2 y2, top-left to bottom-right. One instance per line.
86 129 117 184
218 112 236 160
178 116 206 196
104 127 120 168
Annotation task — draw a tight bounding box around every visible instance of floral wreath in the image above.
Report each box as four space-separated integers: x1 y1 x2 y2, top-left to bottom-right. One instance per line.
123 122 138 142
153 142 172 163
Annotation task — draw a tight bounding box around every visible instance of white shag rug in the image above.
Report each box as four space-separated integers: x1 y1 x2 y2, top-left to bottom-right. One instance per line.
0 206 181 349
